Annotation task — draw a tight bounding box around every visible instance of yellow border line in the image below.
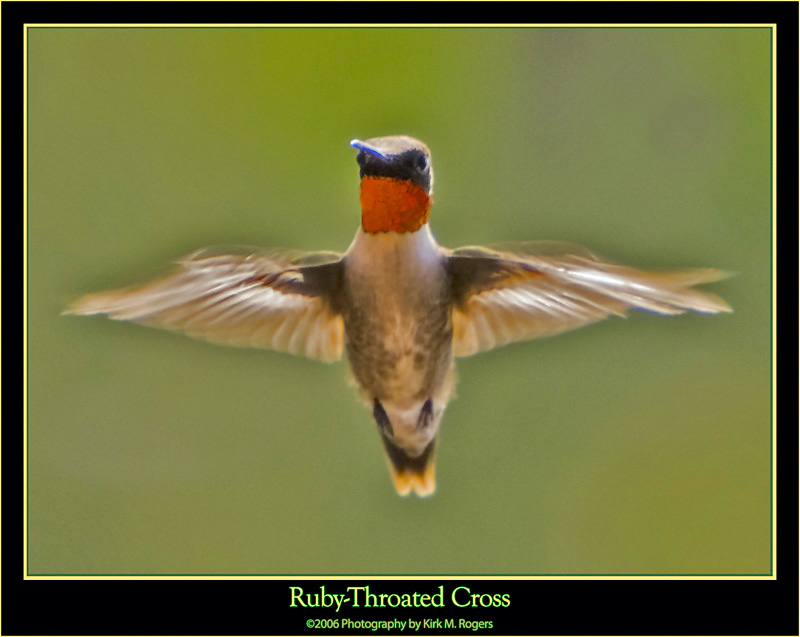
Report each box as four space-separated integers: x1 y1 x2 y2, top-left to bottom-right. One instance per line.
22 23 778 582
23 23 29 583
23 23 778 27
771 21 777 580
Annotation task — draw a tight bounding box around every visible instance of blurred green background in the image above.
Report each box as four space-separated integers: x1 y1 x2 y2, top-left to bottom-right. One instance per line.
28 27 771 575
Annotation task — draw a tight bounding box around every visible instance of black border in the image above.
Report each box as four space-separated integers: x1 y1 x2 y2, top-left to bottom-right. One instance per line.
6 2 797 636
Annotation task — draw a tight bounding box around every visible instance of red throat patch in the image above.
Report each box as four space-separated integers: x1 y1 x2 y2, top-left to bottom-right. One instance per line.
360 176 431 234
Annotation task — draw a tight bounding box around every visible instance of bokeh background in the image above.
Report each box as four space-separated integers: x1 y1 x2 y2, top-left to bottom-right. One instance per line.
27 27 771 575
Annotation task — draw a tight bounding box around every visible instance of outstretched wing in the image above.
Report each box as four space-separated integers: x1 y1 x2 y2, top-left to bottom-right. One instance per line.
447 241 731 357
65 246 345 362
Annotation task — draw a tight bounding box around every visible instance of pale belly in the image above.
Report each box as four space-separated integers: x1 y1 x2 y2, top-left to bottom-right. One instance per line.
342 295 453 407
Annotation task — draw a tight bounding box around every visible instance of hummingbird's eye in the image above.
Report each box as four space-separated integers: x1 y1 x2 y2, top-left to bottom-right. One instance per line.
416 153 428 172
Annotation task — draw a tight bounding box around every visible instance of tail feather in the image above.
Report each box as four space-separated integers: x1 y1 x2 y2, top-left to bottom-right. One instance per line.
381 437 437 497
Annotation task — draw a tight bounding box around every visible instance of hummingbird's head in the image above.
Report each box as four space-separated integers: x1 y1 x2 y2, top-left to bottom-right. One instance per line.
350 136 434 234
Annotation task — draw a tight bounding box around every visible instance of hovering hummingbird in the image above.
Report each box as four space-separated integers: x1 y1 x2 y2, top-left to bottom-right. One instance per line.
66 135 731 497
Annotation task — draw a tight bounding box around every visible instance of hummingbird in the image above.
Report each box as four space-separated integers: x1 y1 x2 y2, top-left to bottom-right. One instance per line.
66 135 731 497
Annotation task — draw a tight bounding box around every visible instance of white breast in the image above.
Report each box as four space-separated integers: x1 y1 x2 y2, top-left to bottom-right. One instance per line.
344 224 443 276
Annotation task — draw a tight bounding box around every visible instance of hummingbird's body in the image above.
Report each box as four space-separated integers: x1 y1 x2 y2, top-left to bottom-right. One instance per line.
66 135 732 497
342 226 454 492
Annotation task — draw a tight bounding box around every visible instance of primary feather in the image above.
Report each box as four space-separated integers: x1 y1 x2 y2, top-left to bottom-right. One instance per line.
447 243 731 357
64 247 345 362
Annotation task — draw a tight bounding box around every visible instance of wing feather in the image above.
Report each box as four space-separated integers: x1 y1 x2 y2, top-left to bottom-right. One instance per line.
448 243 731 357
65 247 345 362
